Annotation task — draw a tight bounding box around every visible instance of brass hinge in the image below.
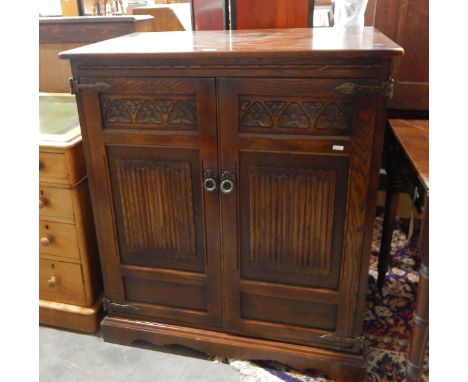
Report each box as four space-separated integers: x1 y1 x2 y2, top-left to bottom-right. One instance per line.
102 298 141 314
335 78 395 100
69 78 111 95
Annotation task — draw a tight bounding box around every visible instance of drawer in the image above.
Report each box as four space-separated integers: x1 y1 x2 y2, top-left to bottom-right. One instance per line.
39 186 75 221
39 259 86 306
39 221 80 261
39 152 68 182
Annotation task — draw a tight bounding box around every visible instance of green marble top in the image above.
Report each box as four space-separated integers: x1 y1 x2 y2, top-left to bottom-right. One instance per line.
39 95 81 142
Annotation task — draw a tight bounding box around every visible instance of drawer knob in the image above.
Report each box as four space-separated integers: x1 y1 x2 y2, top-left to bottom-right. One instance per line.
39 197 47 209
40 235 52 246
47 275 58 287
39 160 43 170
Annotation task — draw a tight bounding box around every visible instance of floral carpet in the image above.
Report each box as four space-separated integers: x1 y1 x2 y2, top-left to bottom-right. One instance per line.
220 216 429 381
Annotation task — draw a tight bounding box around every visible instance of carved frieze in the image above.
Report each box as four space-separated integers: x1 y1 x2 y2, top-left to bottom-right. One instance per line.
101 95 196 129
316 103 352 130
105 99 132 123
239 96 352 134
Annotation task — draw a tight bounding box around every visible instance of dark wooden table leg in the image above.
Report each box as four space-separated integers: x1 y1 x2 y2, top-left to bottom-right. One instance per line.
378 170 402 290
406 199 429 381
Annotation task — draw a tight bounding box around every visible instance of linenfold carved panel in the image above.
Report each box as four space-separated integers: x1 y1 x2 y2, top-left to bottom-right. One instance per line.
239 96 352 134
115 158 196 260
248 166 336 274
101 95 197 129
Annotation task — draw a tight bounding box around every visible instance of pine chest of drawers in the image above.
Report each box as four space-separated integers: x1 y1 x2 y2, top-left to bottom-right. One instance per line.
39 95 103 332
61 28 403 380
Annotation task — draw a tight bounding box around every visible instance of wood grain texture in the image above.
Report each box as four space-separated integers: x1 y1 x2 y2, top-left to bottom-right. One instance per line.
248 166 335 274
40 42 80 93
72 178 103 304
191 0 226 30
124 276 207 311
39 259 86 305
39 221 80 260
335 94 378 337
107 145 206 273
373 0 428 110
39 16 154 43
39 16 153 93
39 298 102 333
389 119 429 189
352 90 389 339
39 186 75 222
39 152 69 181
59 27 403 61
114 158 196 260
40 140 87 185
60 0 80 16
241 293 337 330
129 6 185 32
232 0 311 29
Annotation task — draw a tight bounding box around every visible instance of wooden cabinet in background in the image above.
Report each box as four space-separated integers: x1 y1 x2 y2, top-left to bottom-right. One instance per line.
60 0 80 16
231 0 313 29
191 0 227 30
367 0 429 111
61 27 402 380
128 5 186 31
191 0 314 30
39 94 103 332
39 16 153 93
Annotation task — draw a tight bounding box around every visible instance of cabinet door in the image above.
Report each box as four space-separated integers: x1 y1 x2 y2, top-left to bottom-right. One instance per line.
218 78 383 350
76 78 222 327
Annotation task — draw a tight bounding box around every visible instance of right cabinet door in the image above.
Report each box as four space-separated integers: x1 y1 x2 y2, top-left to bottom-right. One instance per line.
218 78 382 350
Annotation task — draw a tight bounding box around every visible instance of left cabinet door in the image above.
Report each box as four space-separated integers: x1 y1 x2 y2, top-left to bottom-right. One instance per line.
76 78 222 328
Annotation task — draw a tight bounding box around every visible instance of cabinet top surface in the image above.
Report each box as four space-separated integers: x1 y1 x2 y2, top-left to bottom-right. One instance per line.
60 27 403 60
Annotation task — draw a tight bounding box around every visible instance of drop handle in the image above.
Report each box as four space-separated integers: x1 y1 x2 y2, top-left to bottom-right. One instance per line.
220 171 235 195
203 170 218 193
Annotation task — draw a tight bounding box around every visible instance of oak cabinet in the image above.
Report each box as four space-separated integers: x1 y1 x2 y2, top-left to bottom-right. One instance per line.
62 27 402 380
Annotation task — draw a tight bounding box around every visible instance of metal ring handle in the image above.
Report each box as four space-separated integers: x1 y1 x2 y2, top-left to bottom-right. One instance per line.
203 177 217 193
220 179 234 195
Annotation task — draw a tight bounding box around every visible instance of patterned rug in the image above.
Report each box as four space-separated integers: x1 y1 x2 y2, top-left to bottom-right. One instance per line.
217 216 429 381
